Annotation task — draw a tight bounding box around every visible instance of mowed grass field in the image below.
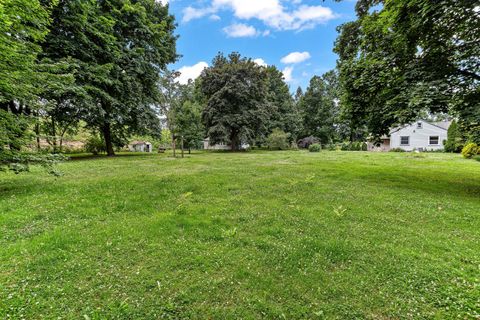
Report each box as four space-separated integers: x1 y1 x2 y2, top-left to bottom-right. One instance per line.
1 151 479 319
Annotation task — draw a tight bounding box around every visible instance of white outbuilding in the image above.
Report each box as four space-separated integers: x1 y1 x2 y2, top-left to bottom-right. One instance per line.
128 141 153 153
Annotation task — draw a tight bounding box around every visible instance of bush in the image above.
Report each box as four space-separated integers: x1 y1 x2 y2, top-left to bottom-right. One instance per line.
461 143 479 159
309 143 322 152
390 148 406 152
444 120 465 153
340 141 367 151
266 129 290 150
85 135 106 155
474 155 480 162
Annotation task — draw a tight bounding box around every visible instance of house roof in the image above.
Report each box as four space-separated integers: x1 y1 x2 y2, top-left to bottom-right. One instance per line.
129 141 151 145
389 119 451 135
429 121 451 130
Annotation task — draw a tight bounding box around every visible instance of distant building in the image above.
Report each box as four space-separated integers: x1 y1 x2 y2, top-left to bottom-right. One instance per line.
368 120 451 152
128 141 153 153
203 138 250 150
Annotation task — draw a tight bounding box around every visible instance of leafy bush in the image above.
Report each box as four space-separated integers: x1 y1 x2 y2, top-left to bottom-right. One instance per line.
266 129 290 150
474 155 480 162
85 135 106 155
340 142 367 151
309 143 322 152
390 148 406 152
461 143 479 159
444 120 465 153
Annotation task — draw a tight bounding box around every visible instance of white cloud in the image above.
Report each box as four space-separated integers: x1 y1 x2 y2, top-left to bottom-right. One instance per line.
209 14 221 21
184 0 337 31
253 58 267 67
281 51 311 64
182 6 216 23
282 66 294 82
223 23 258 38
177 62 208 84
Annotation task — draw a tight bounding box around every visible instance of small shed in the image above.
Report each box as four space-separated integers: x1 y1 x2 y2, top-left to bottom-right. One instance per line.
129 141 153 153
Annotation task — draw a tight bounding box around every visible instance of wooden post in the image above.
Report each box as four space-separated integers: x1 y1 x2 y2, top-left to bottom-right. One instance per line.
181 136 184 158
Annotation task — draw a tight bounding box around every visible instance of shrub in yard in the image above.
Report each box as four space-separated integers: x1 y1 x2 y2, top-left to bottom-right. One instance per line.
309 143 322 152
266 129 290 150
390 148 406 152
85 136 106 155
444 120 465 153
461 143 479 159
340 142 351 151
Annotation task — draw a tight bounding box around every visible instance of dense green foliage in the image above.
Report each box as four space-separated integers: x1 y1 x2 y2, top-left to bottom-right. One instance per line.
266 128 290 150
265 66 302 142
461 142 479 159
0 0 54 102
444 120 465 153
84 135 107 156
308 143 322 152
172 100 204 152
200 53 269 150
335 0 480 140
299 71 341 144
41 0 177 156
1 151 478 318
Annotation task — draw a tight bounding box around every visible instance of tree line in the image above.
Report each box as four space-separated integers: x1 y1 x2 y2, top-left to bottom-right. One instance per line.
1 0 478 173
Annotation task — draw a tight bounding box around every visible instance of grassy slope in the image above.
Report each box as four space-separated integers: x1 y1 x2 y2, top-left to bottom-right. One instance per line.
0 151 479 319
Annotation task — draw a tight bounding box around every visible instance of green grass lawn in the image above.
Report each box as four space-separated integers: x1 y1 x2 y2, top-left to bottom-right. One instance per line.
1 151 479 319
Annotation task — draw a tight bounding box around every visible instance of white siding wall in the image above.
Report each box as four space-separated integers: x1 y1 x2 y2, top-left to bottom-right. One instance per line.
390 121 447 151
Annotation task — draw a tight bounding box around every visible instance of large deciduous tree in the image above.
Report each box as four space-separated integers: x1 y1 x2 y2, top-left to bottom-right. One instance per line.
42 0 177 156
335 0 480 142
200 53 269 150
265 66 302 142
300 71 340 144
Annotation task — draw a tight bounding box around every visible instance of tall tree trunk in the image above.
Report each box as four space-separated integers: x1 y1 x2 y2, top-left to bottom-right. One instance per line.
51 119 58 153
102 122 115 156
230 130 239 151
172 134 176 158
35 113 41 151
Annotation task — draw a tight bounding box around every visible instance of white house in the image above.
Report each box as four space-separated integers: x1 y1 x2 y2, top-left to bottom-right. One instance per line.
128 141 153 153
368 120 451 152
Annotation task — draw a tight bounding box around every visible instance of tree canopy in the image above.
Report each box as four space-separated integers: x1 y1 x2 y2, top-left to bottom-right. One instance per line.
200 52 270 150
335 0 480 142
41 0 178 155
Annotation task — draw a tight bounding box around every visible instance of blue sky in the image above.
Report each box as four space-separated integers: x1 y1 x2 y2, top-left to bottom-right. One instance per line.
166 0 357 90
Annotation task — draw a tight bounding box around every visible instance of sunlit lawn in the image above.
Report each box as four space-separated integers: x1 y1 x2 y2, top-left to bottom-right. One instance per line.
1 151 479 319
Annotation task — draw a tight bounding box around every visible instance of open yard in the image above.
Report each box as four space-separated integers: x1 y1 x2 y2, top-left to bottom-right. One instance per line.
1 151 479 319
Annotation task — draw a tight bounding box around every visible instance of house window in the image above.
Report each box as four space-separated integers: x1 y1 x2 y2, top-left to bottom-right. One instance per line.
417 122 422 129
400 136 410 146
429 136 439 145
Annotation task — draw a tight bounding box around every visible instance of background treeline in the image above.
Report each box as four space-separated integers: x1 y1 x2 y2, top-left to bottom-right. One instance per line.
1 0 479 173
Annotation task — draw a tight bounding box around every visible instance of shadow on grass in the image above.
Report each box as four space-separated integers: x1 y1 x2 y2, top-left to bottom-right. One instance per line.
68 152 159 161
